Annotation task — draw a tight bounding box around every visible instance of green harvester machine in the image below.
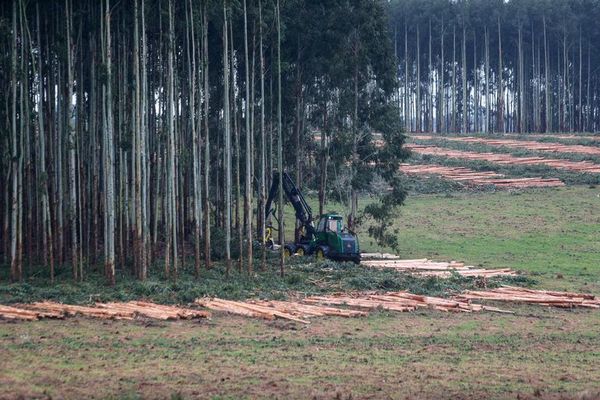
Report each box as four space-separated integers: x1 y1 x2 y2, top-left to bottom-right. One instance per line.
264 171 361 264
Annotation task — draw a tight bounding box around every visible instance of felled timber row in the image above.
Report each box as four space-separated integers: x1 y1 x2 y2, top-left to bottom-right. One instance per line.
0 301 211 321
195 297 368 324
361 252 403 260
455 286 600 309
0 304 62 321
94 301 211 320
406 144 600 174
399 163 565 188
506 134 600 142
251 300 368 318
361 257 518 278
195 292 512 322
412 135 600 156
303 292 511 314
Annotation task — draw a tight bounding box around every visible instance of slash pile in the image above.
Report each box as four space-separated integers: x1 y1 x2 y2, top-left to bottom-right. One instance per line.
0 301 211 321
360 256 518 278
455 286 600 309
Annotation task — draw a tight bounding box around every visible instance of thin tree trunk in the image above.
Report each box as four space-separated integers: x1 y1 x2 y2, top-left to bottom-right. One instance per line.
543 16 551 132
461 25 467 134
66 0 80 281
258 0 266 271
203 1 211 270
485 26 490 134
276 0 284 277
223 1 232 276
497 16 504 133
243 0 254 273
187 0 201 278
10 0 21 282
103 0 116 285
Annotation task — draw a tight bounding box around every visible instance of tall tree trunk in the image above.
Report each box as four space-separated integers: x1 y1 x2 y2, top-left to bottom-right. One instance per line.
543 16 551 132
223 1 232 276
485 26 490 134
166 0 178 279
187 0 201 278
258 0 266 270
276 0 284 277
103 0 116 285
415 25 421 132
461 25 467 134
66 0 80 281
497 17 504 133
203 1 211 270
451 25 456 133
440 20 445 133
518 23 524 133
10 0 21 282
428 19 433 132
243 0 254 273
404 21 409 132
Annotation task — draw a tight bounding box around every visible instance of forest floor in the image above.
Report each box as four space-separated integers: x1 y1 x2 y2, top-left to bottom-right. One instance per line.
2 186 600 399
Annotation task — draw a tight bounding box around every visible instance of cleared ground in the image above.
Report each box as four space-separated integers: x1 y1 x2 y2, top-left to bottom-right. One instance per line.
2 186 600 399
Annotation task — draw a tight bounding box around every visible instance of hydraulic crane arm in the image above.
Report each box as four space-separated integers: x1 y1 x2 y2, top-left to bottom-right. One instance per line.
265 171 315 238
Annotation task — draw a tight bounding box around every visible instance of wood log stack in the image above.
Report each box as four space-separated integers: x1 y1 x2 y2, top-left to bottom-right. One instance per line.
195 298 366 324
405 144 600 174
506 134 600 141
399 162 564 188
0 301 211 321
361 257 518 278
412 135 600 156
195 292 513 322
0 304 61 321
94 301 211 320
455 286 600 309
303 292 511 314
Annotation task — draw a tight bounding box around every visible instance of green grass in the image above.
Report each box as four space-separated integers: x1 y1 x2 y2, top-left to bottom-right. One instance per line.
2 309 600 399
381 186 600 292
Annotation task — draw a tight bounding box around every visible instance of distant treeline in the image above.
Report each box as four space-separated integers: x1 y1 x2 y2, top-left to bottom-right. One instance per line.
388 0 600 133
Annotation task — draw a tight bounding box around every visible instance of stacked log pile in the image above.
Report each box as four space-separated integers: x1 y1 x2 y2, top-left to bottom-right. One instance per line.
0 301 211 321
506 134 600 142
412 135 600 157
361 257 518 278
303 292 511 313
399 163 564 188
0 304 61 321
94 301 211 320
455 286 600 309
406 144 600 174
195 298 366 324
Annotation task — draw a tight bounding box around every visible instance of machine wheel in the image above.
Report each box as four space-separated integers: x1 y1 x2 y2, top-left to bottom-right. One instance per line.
315 248 325 260
296 247 306 256
283 244 296 258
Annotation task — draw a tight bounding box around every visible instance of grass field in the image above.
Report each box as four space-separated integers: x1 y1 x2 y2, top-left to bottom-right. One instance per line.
2 186 600 399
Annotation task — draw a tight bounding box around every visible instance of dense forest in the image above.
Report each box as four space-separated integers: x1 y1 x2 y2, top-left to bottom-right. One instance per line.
389 0 600 133
0 0 406 283
3 0 600 285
